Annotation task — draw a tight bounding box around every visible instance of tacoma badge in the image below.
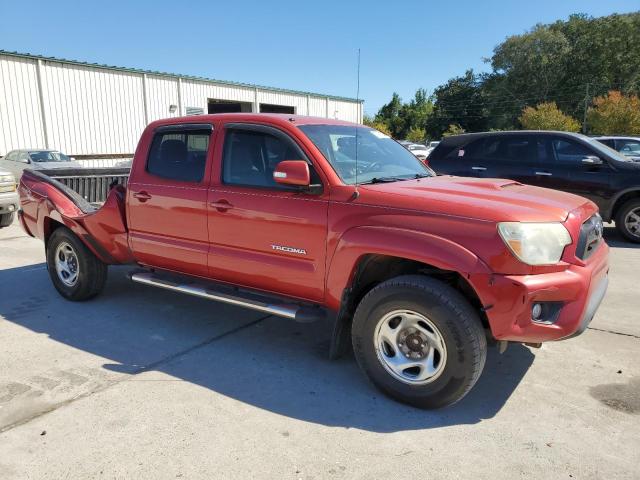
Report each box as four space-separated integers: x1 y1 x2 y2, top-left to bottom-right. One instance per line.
271 244 307 255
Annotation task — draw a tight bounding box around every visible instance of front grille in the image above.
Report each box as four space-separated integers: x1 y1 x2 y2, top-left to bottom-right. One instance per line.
576 213 604 260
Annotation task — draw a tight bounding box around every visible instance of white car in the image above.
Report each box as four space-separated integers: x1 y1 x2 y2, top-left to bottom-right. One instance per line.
405 143 430 163
0 170 18 227
0 149 82 177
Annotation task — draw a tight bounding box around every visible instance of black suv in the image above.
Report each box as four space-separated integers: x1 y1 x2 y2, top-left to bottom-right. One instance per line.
428 131 640 242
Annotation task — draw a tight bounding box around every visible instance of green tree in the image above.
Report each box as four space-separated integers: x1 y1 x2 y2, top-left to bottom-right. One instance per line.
587 90 640 135
518 102 581 132
363 114 393 136
425 70 488 138
483 13 640 126
442 124 466 137
374 89 433 139
406 126 426 143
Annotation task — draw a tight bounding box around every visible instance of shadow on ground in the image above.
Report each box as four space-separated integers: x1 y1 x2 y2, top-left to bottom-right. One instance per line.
0 263 534 432
604 225 640 249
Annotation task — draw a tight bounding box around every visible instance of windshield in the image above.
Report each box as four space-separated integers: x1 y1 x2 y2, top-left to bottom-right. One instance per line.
584 138 632 163
28 151 71 163
298 125 433 185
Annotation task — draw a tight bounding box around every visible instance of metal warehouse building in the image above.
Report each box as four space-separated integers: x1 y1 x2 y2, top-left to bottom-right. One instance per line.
0 51 363 157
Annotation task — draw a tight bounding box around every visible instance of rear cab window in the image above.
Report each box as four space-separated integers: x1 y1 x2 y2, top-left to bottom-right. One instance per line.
147 127 211 183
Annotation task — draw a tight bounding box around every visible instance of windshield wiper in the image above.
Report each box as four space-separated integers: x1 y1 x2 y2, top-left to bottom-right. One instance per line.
363 176 404 184
414 173 431 179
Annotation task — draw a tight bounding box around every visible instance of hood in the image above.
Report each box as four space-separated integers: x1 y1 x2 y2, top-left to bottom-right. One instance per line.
359 175 594 223
32 160 83 170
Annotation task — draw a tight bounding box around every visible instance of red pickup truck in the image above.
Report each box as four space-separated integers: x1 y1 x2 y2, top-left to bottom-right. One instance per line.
18 114 609 408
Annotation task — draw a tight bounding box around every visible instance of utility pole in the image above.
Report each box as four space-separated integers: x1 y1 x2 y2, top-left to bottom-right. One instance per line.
582 83 589 134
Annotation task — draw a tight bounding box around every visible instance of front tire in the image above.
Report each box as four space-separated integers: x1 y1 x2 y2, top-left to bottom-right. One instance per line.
0 212 15 227
351 275 487 409
46 227 107 301
615 199 640 243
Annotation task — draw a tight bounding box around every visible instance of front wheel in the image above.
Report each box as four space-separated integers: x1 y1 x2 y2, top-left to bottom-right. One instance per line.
46 227 108 301
0 212 15 227
351 275 487 409
615 199 640 243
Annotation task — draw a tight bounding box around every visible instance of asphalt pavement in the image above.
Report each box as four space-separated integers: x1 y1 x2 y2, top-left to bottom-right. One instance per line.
0 220 638 479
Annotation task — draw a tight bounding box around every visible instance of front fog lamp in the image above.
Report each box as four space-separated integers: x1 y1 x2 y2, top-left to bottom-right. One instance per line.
498 222 571 265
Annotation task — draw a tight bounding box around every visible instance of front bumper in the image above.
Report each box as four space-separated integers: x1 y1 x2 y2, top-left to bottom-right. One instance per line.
0 191 19 214
471 243 609 343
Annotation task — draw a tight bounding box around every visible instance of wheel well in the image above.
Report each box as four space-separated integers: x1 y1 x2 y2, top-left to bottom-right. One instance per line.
343 254 488 329
43 218 65 247
611 191 640 222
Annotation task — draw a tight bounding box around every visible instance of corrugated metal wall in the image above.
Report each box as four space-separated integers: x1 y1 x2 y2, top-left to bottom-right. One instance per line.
0 53 363 156
0 56 46 154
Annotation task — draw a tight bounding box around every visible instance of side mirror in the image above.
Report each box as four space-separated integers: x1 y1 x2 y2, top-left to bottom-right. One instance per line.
273 160 310 187
581 155 603 165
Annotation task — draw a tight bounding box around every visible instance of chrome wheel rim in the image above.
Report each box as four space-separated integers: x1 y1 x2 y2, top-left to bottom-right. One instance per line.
374 309 447 385
54 242 79 287
624 207 640 239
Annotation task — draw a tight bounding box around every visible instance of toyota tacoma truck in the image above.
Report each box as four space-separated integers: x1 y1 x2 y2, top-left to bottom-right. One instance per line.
18 114 609 409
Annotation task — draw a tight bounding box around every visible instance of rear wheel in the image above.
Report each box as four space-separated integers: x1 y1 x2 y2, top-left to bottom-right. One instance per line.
46 227 107 300
0 212 15 227
615 199 640 243
351 275 487 409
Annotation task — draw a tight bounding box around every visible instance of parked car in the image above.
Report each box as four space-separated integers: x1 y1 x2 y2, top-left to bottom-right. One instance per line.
0 170 18 227
18 114 609 409
593 136 640 162
428 131 640 242
405 143 430 162
0 149 81 177
428 141 440 149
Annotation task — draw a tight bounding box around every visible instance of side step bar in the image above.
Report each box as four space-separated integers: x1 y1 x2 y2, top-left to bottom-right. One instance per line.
130 272 324 323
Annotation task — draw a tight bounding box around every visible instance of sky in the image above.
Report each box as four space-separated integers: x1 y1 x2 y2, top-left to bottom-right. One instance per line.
1 0 638 115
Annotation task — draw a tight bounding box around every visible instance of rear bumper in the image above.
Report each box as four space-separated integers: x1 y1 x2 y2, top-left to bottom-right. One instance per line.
471 243 609 343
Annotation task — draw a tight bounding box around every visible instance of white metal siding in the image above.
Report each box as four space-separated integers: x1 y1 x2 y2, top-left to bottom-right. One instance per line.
0 53 363 156
41 62 146 154
257 91 307 114
0 56 45 155
146 75 180 122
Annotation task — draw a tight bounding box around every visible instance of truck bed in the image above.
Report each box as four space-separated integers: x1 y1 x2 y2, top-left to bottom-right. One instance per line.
18 168 134 265
37 167 130 204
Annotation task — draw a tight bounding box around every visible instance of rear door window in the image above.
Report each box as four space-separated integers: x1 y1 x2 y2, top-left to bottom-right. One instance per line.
147 129 210 182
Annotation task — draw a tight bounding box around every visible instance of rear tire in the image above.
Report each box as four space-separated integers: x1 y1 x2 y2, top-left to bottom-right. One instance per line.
351 275 487 409
615 199 640 243
46 227 107 301
0 212 15 227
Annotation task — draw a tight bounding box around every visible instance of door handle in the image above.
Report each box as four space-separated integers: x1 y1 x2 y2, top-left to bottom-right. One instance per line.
471 166 487 171
210 200 233 211
535 171 553 176
133 191 152 202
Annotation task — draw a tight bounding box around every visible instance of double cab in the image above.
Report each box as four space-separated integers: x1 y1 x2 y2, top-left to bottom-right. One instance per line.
18 114 609 408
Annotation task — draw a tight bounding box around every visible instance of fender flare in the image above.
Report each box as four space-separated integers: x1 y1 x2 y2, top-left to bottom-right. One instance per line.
325 225 491 311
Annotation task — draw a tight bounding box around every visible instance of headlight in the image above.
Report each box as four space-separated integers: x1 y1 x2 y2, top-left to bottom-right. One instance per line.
0 175 15 183
497 222 571 265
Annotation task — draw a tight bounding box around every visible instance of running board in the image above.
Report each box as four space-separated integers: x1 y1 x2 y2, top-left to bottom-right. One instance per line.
130 272 324 323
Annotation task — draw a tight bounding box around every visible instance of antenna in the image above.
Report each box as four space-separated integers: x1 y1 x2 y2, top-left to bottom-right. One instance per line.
353 48 361 199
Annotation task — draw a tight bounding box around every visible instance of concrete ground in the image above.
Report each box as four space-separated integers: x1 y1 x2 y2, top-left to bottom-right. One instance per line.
0 220 638 479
